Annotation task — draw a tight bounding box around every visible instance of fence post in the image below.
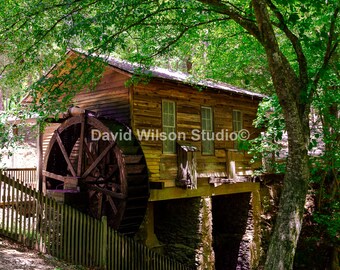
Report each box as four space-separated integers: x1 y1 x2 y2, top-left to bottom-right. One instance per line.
101 216 108 269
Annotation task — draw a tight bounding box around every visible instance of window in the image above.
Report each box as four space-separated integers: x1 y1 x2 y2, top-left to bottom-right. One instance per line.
232 110 242 148
201 107 214 155
162 100 176 153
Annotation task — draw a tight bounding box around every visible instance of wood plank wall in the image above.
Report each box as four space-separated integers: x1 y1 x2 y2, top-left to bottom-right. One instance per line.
73 67 131 124
41 65 261 189
131 79 261 187
42 123 60 166
41 67 131 166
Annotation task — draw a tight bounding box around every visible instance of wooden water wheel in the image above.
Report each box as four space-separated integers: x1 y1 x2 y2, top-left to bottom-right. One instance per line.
42 112 149 235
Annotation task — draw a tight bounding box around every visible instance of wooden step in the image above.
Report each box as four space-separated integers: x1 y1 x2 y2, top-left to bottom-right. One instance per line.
124 208 147 216
127 185 149 196
118 222 142 230
123 155 144 164
127 196 149 201
127 184 149 191
121 215 146 221
127 175 148 185
126 164 146 174
125 204 147 210
120 146 140 155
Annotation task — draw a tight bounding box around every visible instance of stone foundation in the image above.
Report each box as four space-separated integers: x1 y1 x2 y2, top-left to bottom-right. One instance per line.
143 191 260 270
212 193 253 270
154 197 202 268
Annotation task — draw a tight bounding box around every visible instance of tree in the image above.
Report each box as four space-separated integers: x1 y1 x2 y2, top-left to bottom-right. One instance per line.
0 1 338 269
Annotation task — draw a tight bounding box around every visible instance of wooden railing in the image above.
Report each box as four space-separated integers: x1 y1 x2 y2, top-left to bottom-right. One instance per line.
0 173 192 270
1 168 37 189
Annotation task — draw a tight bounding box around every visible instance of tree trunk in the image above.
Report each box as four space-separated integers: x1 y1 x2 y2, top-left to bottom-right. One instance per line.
250 1 311 268
264 121 309 269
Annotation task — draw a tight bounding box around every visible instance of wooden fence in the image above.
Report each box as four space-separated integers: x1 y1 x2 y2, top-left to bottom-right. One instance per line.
0 173 193 270
1 168 37 189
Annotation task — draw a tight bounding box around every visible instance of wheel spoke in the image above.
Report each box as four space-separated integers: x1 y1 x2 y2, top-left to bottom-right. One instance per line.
97 193 103 217
87 184 126 200
77 115 86 176
89 190 96 199
84 141 95 163
107 196 118 215
55 130 77 177
85 179 110 184
42 170 66 182
112 183 121 192
82 142 116 179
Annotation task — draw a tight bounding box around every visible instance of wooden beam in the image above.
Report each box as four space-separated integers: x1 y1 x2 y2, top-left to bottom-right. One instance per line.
82 142 115 179
77 114 85 176
55 130 77 177
42 170 65 182
87 184 126 200
149 182 259 201
84 141 95 163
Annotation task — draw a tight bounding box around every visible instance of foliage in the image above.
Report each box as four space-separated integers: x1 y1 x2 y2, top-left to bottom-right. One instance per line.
247 95 286 173
0 0 339 269
309 46 340 245
0 0 337 103
0 90 30 164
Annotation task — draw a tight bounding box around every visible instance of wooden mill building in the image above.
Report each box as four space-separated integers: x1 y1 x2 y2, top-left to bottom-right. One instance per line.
26 50 264 268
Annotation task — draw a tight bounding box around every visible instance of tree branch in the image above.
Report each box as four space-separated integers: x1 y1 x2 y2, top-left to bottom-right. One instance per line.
311 6 339 92
148 18 231 58
0 0 83 33
90 6 200 54
266 0 308 88
0 0 100 76
197 0 262 42
303 6 339 125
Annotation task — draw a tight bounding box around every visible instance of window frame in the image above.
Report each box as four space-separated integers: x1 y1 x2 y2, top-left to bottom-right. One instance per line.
162 100 176 154
232 110 243 149
201 106 214 155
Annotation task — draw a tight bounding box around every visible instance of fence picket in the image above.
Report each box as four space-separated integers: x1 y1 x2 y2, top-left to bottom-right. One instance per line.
0 171 194 270
85 213 89 266
1 168 37 189
28 183 33 248
71 207 75 263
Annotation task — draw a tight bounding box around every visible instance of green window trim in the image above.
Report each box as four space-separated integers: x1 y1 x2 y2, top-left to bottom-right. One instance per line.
162 100 176 154
201 106 214 155
232 110 243 149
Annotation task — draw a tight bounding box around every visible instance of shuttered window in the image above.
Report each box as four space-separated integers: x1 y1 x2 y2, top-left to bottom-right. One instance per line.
201 107 214 155
232 110 242 148
162 100 176 153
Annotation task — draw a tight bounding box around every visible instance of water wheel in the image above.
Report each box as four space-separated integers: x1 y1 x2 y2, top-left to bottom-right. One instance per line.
42 113 149 235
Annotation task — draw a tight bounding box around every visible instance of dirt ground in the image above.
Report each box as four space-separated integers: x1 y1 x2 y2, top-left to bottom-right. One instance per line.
0 235 88 270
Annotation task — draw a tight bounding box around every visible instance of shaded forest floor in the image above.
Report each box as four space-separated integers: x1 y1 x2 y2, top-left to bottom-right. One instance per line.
0 235 89 270
258 177 338 269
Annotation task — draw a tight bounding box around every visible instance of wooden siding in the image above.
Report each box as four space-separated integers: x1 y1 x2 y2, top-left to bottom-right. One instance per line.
73 67 131 124
131 79 261 186
42 122 60 166
40 63 261 188
41 67 131 165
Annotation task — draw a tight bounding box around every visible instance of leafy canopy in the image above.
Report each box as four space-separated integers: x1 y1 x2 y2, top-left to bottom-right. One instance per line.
1 0 337 100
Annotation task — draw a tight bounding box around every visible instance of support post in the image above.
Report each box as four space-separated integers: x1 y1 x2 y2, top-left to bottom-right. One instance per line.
145 202 160 248
250 189 261 269
226 150 236 179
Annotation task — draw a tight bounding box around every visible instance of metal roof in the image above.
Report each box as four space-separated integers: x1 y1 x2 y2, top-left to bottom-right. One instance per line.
103 55 265 99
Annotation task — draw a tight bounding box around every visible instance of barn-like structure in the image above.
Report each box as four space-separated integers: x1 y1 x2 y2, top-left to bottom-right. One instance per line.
28 50 264 268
